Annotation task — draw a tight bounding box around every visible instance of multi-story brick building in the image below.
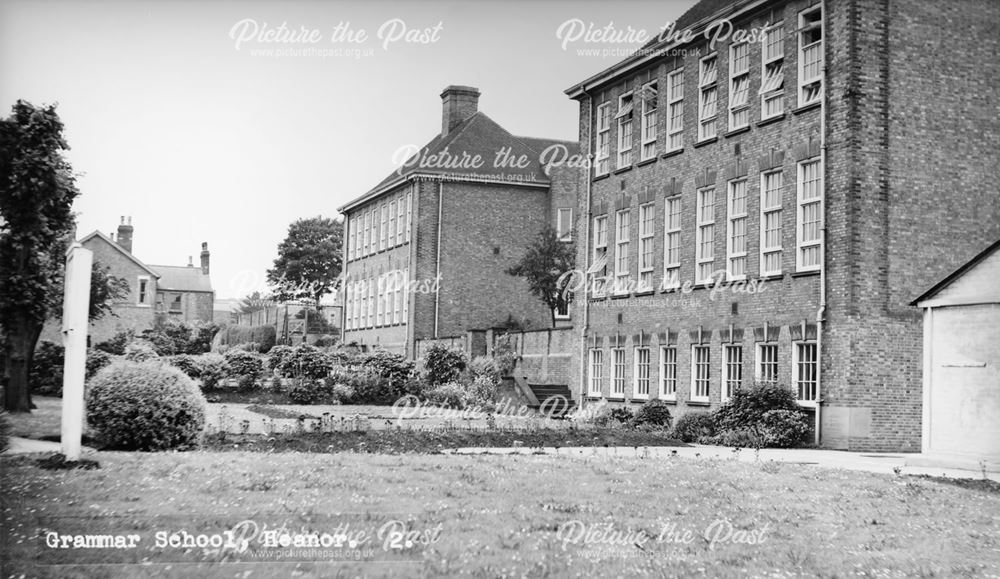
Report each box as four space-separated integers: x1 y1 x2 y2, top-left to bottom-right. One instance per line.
565 0 1000 451
338 86 580 356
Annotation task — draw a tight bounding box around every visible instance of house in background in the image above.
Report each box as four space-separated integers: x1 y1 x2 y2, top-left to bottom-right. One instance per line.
338 86 581 357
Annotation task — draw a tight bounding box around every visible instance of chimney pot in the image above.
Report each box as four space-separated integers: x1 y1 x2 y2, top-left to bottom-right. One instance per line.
200 242 210 275
116 217 134 253
188 256 193 267
440 85 480 136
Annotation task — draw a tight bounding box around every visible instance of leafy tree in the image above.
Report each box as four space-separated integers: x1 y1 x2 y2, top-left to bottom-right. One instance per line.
266 216 343 307
87 260 130 322
505 225 576 328
0 101 80 412
235 291 274 316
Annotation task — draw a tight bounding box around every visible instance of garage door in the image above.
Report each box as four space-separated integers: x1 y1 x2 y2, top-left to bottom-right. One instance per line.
929 304 1000 459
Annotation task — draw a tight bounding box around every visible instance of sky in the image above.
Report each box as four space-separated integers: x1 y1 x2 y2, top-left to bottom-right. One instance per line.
0 0 695 299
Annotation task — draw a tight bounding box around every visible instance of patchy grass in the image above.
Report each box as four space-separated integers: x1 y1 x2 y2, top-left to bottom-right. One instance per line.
2 451 999 578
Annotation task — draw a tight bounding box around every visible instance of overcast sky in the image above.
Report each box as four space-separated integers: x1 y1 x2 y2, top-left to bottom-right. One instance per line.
0 0 694 299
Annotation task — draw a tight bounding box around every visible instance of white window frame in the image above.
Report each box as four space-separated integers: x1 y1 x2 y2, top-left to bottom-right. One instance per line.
659 346 677 400
756 343 779 383
666 68 684 151
728 41 751 130
589 349 604 396
634 347 651 399
698 53 718 141
405 189 413 243
388 200 397 248
760 170 784 276
379 204 389 251
396 194 405 244
793 341 818 406
640 80 658 161
554 299 571 320
798 6 823 107
611 348 626 399
726 179 748 281
616 92 634 168
695 187 716 284
662 196 682 290
596 102 612 176
367 276 376 327
557 208 573 242
796 158 823 272
722 344 743 402
638 202 655 291
760 22 785 120
614 209 631 294
362 211 371 257
691 345 710 402
376 274 385 327
345 282 353 330
137 275 150 306
592 215 609 296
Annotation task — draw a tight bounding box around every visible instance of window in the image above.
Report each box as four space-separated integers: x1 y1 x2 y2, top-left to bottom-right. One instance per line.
614 209 631 293
698 54 718 141
555 299 570 320
616 92 634 168
388 200 397 248
729 42 750 130
638 203 655 291
663 197 682 289
589 349 604 396
798 7 823 106
396 195 405 244
168 293 182 312
392 271 403 324
634 347 651 399
137 276 149 305
612 348 626 398
593 215 609 295
345 283 354 330
727 180 748 280
797 159 823 270
794 342 818 403
723 345 743 402
760 23 785 119
640 81 658 161
692 345 710 401
376 275 385 326
596 102 612 175
760 171 784 276
659 346 677 399
364 210 372 256
367 277 376 327
405 189 413 243
757 343 779 383
696 188 716 283
557 208 573 242
380 204 389 251
666 68 684 151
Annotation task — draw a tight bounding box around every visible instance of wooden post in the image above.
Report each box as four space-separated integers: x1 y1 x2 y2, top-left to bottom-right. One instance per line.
61 244 92 461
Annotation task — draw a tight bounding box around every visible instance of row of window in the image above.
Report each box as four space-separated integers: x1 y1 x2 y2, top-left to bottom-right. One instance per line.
595 7 823 175
588 342 817 404
347 189 413 262
591 158 821 293
344 270 409 330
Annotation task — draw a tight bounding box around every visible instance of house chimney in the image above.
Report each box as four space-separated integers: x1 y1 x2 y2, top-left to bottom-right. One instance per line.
200 242 210 275
116 216 133 253
440 85 480 136
187 256 193 267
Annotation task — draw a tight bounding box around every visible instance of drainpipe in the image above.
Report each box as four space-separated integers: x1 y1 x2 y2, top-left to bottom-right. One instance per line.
577 91 595 410
434 180 444 338
815 0 828 447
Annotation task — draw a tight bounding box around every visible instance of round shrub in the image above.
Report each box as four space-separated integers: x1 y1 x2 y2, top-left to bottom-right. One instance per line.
124 342 160 363
713 382 800 433
329 382 355 404
609 407 634 424
672 412 717 443
224 349 264 380
86 360 206 450
194 353 227 390
425 382 471 408
94 330 134 355
361 349 415 384
274 345 333 380
30 341 65 397
268 345 294 373
167 354 202 379
287 379 330 405
422 344 467 385
759 409 811 448
85 350 113 380
632 400 673 429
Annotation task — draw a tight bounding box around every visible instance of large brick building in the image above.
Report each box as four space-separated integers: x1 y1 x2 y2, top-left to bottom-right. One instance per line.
338 86 580 356
565 0 1000 451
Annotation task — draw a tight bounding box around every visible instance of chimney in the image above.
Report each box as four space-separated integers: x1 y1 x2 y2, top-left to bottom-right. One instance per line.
200 242 210 275
116 216 133 253
187 256 193 267
440 85 480 136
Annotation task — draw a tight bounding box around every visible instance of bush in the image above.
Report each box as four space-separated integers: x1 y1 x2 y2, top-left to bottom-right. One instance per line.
124 342 160 363
141 320 219 356
287 379 330 405
217 324 275 353
193 353 227 390
713 382 800 433
236 374 258 392
361 349 415 384
609 407 634 424
86 350 113 380
759 409 811 448
268 345 294 373
425 382 471 408
329 382 355 404
86 360 206 450
273 344 333 380
168 354 202 379
0 410 9 453
223 349 264 380
632 400 673 429
313 334 338 348
94 330 134 355
671 412 717 443
347 371 401 405
421 344 467 385
30 341 64 397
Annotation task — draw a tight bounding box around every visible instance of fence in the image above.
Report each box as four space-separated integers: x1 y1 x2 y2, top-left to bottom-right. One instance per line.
226 302 341 346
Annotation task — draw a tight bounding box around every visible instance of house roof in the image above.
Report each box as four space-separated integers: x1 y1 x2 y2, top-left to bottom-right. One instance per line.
79 230 161 278
149 265 214 293
338 112 579 213
910 239 1000 306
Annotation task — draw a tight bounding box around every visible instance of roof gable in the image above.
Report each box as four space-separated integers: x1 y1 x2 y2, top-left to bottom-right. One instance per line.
79 230 160 277
913 239 1000 306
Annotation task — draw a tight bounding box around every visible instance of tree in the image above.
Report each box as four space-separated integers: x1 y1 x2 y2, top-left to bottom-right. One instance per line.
0 101 81 412
87 260 130 322
266 216 343 307
505 225 576 328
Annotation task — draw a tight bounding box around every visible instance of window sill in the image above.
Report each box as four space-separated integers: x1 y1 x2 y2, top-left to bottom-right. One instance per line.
613 165 633 175
685 399 711 407
792 101 821 115
608 395 625 401
632 395 650 402
796 400 818 409
693 137 718 148
661 148 683 159
636 157 657 168
757 113 786 127
633 289 655 297
657 398 678 405
724 126 750 138
790 269 820 278
593 173 611 182
609 292 632 300
758 273 784 281
135 304 151 308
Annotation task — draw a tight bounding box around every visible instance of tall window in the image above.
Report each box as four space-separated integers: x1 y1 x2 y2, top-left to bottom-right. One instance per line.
589 349 604 396
634 347 651 398
760 171 784 276
405 189 413 243
638 203 655 291
663 197 682 289
727 180 748 280
729 42 750 130
760 23 785 119
640 81 658 161
614 209 631 293
557 208 573 242
388 200 397 248
660 346 677 399
363 211 372 256
794 342 818 403
379 204 389 251
692 345 710 401
616 92 634 168
666 68 684 151
696 188 716 283
757 343 779 383
698 54 718 141
596 103 612 175
367 277 376 327
799 7 823 106
137 276 149 305
345 282 354 330
723 345 743 402
612 348 626 398
593 215 609 295
376 275 385 326
797 159 823 271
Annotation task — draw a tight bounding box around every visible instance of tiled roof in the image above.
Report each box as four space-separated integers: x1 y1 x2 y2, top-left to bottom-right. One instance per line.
149 265 213 293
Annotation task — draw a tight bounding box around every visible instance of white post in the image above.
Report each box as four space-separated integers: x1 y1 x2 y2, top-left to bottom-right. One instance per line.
61 243 92 461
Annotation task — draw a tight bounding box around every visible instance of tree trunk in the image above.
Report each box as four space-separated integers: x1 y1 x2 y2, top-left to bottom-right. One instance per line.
3 315 42 413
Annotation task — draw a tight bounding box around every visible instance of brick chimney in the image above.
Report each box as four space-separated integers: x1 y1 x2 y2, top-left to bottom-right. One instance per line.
116 216 133 253
440 85 480 136
200 242 210 275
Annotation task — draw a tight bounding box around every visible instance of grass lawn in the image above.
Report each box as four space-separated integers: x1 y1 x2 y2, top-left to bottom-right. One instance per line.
2 450 999 578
